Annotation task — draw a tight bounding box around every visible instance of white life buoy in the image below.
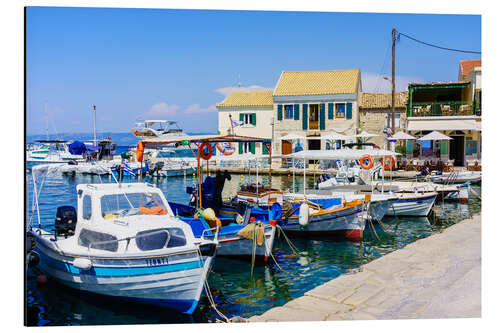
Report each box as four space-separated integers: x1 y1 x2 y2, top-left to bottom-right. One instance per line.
73 258 92 270
299 203 310 226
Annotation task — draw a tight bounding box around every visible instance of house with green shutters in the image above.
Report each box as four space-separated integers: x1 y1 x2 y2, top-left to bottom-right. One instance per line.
272 69 362 164
216 89 274 155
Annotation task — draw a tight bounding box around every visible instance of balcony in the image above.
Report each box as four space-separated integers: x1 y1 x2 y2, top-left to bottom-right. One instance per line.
409 102 478 117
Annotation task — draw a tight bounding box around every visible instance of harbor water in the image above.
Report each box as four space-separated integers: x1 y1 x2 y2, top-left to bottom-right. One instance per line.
25 170 481 325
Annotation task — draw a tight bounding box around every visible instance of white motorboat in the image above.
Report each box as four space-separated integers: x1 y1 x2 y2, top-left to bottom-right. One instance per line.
26 140 84 166
131 120 185 139
28 166 218 315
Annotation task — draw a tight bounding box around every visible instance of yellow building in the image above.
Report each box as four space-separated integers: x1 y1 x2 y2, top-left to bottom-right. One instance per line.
272 69 362 161
216 89 274 155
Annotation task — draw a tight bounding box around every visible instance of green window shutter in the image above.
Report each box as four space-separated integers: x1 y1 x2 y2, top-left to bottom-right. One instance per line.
239 113 244 122
262 142 269 155
277 105 283 121
440 141 449 155
406 140 413 154
250 142 255 154
319 103 326 130
251 113 256 126
239 142 243 154
294 104 300 120
302 104 308 130
346 103 353 119
328 103 334 119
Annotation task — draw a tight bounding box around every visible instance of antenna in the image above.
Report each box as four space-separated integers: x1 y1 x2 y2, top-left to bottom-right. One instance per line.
237 74 241 88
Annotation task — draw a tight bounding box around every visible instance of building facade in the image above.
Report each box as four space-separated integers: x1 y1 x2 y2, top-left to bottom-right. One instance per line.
405 77 481 166
216 89 274 155
359 91 408 149
272 69 362 164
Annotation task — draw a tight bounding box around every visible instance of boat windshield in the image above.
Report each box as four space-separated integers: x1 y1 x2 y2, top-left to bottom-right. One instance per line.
100 192 169 218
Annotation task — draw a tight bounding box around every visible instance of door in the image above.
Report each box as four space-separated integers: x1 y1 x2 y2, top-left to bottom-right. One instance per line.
449 136 465 166
308 139 321 165
282 140 292 166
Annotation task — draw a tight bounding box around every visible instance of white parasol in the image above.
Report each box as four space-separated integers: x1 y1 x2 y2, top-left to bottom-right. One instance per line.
417 131 453 141
387 131 416 140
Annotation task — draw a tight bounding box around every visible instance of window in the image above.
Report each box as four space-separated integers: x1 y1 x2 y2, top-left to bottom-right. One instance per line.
82 195 92 220
335 103 346 118
284 105 294 119
386 113 401 128
100 192 169 218
309 104 319 129
136 228 187 251
78 229 118 252
241 113 256 126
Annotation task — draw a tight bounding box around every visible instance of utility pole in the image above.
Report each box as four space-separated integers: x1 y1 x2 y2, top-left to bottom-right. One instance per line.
391 28 396 134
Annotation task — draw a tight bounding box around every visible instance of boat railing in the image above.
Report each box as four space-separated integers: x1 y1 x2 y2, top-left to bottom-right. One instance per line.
200 225 220 241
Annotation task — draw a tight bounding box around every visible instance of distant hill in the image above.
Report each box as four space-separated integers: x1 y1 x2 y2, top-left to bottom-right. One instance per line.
26 131 217 147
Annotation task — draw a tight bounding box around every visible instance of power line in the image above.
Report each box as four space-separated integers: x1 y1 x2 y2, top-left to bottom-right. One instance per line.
397 30 481 54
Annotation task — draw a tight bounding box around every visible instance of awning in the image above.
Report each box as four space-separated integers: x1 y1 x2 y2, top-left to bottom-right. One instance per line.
407 119 481 132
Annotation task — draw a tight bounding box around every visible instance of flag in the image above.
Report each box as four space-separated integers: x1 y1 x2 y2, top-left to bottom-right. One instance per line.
231 119 244 127
122 162 136 178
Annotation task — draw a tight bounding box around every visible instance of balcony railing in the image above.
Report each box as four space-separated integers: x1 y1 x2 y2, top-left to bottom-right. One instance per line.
309 120 319 130
409 102 478 117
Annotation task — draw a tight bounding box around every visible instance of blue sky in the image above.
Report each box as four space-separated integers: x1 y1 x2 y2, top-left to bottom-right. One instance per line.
26 7 481 135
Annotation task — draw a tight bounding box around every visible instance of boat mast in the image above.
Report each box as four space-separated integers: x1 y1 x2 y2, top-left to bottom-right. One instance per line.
92 105 97 146
44 100 49 140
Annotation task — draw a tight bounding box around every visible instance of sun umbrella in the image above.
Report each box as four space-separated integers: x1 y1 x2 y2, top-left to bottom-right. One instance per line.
417 131 452 141
355 130 379 138
387 132 416 140
322 132 348 141
280 133 305 141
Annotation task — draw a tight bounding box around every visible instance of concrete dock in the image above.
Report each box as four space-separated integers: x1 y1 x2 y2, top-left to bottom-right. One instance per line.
246 214 481 322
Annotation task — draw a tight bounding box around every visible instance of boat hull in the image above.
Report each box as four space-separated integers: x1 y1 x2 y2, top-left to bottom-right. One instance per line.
386 194 437 217
278 203 365 241
33 239 212 315
216 225 276 263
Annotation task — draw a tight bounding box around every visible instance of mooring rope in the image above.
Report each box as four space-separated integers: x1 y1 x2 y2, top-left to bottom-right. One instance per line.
276 225 300 256
195 247 230 323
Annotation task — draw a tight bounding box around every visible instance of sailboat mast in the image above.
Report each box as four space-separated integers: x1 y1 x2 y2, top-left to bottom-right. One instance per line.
44 101 49 140
93 105 97 146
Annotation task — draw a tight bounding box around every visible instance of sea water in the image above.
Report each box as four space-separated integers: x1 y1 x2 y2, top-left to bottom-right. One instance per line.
25 171 481 325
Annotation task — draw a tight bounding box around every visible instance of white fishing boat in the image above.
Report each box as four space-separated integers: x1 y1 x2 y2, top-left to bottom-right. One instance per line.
286 191 398 222
26 140 85 166
385 192 438 217
428 171 481 184
28 165 218 315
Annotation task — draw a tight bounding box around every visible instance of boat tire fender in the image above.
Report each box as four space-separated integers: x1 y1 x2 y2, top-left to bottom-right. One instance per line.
299 203 310 227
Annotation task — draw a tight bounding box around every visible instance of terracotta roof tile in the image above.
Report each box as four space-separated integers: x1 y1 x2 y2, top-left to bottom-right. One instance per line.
360 91 408 109
216 90 274 108
273 69 360 96
459 59 481 80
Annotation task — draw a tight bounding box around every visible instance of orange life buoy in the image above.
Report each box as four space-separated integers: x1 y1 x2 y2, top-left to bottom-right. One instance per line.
199 142 213 160
382 156 396 170
136 141 144 162
360 155 374 170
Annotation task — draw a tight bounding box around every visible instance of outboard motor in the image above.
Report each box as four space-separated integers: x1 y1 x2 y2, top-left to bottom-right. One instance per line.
55 206 77 238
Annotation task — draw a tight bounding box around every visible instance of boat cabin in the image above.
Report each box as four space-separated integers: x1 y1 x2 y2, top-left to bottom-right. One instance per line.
50 182 198 255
